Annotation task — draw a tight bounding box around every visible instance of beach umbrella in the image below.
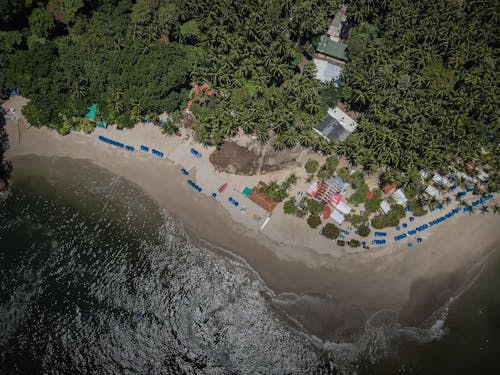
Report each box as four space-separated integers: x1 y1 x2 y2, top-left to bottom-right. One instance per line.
211 193 217 198
417 238 423 243
408 243 413 248
409 217 415 222
402 223 408 228
396 225 401 230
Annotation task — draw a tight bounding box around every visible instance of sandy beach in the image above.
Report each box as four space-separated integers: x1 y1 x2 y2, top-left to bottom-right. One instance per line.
4 96 500 340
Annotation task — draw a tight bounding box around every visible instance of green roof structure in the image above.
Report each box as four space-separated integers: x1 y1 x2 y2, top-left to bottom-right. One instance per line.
316 35 348 62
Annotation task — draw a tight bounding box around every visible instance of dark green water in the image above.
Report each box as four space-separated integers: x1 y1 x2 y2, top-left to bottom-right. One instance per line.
0 156 499 374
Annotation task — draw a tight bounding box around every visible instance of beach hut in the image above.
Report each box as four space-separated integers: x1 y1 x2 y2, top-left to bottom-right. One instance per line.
380 200 391 214
330 209 345 225
391 189 408 206
322 206 332 220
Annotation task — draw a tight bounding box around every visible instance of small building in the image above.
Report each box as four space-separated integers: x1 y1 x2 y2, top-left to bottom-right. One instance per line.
313 58 342 85
382 183 397 194
248 181 278 214
322 206 332 220
332 199 352 215
327 5 347 42
391 188 408 206
432 173 447 186
307 182 320 197
477 170 489 182
420 170 430 180
314 107 358 142
425 185 439 198
380 200 391 214
316 35 348 62
315 176 351 204
330 209 345 225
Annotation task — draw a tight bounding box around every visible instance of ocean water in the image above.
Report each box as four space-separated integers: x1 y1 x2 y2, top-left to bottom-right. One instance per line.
0 157 499 375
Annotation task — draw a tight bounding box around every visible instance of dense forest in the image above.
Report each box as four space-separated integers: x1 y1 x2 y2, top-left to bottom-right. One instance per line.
342 0 499 189
0 0 498 190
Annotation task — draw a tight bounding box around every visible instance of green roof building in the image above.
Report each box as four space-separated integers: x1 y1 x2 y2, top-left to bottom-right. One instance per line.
316 35 348 62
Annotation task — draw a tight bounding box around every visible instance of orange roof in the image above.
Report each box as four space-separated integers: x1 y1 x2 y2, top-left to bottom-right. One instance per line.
322 206 332 220
467 162 476 170
366 191 375 200
186 100 192 110
383 184 397 194
248 181 278 213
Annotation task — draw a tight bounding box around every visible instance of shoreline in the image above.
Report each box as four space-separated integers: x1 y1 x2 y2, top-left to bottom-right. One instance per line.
4 96 500 341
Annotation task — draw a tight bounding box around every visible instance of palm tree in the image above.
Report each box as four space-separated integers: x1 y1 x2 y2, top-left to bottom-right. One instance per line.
493 204 500 215
480 205 489 214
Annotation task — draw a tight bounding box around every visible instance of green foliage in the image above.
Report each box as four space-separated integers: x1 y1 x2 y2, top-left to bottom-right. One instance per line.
348 239 361 248
348 182 369 206
29 8 55 38
305 159 319 174
408 198 426 217
321 223 339 239
365 188 382 213
48 0 84 24
283 198 298 215
346 213 369 226
336 167 350 181
337 239 345 247
260 174 297 202
344 0 499 176
371 204 406 229
317 156 339 180
357 224 371 237
306 198 324 215
307 214 322 229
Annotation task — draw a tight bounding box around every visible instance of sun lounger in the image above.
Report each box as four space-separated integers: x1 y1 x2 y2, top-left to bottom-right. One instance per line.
140 145 149 152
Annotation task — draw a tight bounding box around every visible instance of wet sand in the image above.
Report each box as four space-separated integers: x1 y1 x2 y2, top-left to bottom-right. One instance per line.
4 96 500 341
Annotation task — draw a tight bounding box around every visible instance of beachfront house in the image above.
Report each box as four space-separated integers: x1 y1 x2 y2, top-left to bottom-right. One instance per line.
315 176 351 204
425 185 440 199
313 58 342 86
391 188 408 206
248 181 278 214
314 107 358 142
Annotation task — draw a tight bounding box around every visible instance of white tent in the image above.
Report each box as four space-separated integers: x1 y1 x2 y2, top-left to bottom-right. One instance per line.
333 200 352 214
391 188 408 206
330 209 345 225
425 185 439 198
380 200 391 214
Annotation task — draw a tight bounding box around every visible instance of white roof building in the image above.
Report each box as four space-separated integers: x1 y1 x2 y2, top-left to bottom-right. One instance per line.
425 185 439 198
380 200 391 214
330 209 345 225
432 173 447 186
477 170 489 182
332 200 352 215
391 188 408 206
313 59 342 86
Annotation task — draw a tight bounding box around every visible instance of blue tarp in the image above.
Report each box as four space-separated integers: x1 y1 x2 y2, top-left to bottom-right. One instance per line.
125 145 134 152
140 145 149 152
99 135 124 148
151 149 164 158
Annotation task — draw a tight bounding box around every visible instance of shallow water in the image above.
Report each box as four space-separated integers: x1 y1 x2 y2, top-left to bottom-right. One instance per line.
1 156 499 374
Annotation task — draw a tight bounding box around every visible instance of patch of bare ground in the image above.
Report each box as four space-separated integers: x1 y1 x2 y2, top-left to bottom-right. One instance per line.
209 135 314 175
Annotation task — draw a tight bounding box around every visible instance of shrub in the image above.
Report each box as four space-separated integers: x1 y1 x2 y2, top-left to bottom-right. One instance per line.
307 199 325 215
349 239 361 247
349 171 365 189
307 214 322 229
325 156 339 171
283 198 297 215
345 213 369 226
349 182 369 206
337 167 350 181
321 223 340 239
357 224 371 237
371 204 406 229
408 198 426 216
296 209 307 219
337 240 345 247
365 188 382 213
305 159 319 174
